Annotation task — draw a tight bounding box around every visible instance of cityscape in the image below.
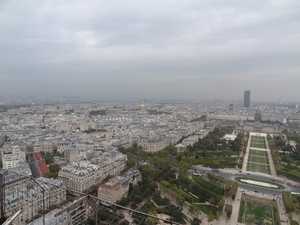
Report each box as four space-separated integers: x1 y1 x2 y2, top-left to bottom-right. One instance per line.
1 92 300 225
1 1 300 225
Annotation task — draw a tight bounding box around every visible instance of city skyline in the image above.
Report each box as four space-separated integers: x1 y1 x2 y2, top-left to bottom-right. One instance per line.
1 1 300 224
1 101 299 225
1 0 300 102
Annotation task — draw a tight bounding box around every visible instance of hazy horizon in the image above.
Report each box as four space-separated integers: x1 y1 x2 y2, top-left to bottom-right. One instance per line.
1 0 300 102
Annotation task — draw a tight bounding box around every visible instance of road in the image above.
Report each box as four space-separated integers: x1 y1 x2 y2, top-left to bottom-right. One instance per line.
229 187 243 225
192 166 300 193
241 133 252 172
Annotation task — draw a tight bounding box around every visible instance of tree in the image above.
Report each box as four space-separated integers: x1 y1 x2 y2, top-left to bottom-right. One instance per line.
44 152 54 164
86 218 95 225
128 183 134 196
291 220 299 225
225 204 232 218
191 218 201 225
119 220 129 225
46 164 60 178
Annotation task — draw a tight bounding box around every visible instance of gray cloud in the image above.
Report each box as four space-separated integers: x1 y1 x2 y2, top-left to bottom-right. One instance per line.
0 0 300 102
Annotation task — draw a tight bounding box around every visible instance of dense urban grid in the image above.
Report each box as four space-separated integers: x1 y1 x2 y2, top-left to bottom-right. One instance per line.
1 93 300 225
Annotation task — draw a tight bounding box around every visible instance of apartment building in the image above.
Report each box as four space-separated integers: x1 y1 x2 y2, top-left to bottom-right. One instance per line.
1 146 26 169
59 152 127 193
0 169 66 225
28 196 88 225
98 169 140 203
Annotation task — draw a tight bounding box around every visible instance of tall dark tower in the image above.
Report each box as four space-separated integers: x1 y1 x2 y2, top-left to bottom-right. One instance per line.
244 90 251 108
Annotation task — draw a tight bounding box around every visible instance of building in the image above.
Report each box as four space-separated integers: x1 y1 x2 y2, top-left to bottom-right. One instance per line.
21 178 66 223
33 144 56 153
1 146 26 169
0 135 5 147
244 90 251 108
140 141 169 153
98 169 140 203
27 196 88 225
254 110 262 122
175 143 186 153
222 134 237 142
0 169 29 224
98 177 127 203
0 169 66 225
62 196 88 225
59 152 127 193
58 161 103 193
181 134 203 147
64 148 81 162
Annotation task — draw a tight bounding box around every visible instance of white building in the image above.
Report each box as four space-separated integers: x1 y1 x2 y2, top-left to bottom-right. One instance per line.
140 141 168 153
58 161 103 193
1 146 26 169
59 151 127 193
222 134 237 142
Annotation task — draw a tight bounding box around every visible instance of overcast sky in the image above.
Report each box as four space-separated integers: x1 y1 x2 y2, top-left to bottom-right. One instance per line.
1 0 300 102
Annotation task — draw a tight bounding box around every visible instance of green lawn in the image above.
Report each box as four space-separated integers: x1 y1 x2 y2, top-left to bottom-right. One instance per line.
247 148 270 174
248 154 268 164
247 162 270 174
248 150 268 162
250 136 267 149
268 135 300 182
238 195 280 225
160 175 225 221
279 165 300 182
250 149 268 156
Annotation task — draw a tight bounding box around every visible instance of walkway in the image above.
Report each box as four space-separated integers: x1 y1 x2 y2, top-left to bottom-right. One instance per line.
265 136 277 177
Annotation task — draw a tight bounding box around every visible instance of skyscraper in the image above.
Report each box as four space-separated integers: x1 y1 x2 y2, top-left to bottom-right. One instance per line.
244 90 251 108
